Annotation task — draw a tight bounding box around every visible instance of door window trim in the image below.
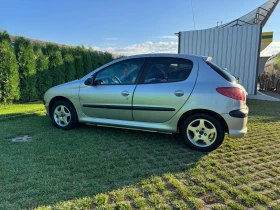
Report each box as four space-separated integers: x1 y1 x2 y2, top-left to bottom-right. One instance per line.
138 57 193 84
90 58 149 86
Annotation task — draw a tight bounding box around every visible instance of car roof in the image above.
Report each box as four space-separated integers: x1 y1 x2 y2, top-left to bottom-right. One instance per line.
82 53 209 80
122 53 207 61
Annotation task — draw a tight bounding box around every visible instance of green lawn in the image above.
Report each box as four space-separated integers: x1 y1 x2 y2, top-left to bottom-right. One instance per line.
0 103 45 121
0 100 279 210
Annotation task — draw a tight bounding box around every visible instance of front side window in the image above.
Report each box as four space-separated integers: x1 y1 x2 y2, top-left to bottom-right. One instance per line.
143 58 193 84
95 58 145 85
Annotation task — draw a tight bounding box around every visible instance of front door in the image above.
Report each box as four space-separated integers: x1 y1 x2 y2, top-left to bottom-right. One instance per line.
132 57 198 123
79 58 146 121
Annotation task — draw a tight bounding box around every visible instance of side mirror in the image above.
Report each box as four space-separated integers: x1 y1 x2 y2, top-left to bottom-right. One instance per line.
84 77 94 86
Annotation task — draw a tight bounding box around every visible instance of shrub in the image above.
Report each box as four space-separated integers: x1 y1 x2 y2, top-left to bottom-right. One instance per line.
0 39 20 103
63 52 76 82
0 30 115 104
14 37 37 101
75 55 84 78
90 50 99 70
45 44 65 86
82 49 93 74
34 46 50 99
104 52 114 63
0 30 10 43
97 51 105 67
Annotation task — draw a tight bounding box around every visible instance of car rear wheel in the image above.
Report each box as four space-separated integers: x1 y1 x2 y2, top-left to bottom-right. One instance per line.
50 100 79 130
180 113 225 152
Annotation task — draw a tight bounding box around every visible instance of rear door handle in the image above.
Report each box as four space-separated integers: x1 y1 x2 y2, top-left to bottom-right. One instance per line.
174 90 184 97
121 91 129 97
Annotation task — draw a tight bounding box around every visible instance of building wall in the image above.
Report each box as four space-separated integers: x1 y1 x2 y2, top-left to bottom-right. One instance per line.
258 56 270 75
179 25 262 95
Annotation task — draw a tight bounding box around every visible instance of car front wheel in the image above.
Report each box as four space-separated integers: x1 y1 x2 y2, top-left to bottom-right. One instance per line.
50 100 79 130
180 113 225 152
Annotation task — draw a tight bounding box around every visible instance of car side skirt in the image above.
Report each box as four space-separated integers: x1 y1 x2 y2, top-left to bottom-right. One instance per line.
79 116 177 133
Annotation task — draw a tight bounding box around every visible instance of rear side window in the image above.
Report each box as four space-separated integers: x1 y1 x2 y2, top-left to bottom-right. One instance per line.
143 57 193 84
206 61 236 83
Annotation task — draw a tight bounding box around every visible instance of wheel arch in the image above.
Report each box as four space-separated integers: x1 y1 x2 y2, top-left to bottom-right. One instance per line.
48 96 76 114
177 109 229 133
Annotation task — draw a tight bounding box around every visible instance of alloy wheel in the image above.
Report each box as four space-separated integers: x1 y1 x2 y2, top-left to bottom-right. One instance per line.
186 118 217 147
53 105 71 127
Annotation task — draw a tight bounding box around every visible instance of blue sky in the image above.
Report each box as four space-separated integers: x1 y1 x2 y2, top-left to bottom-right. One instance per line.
0 0 279 55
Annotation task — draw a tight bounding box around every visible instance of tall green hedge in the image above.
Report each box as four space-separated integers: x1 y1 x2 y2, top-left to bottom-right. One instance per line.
44 44 65 86
0 30 115 103
34 46 50 99
0 38 20 104
82 47 93 74
64 53 75 82
75 55 84 78
14 37 37 102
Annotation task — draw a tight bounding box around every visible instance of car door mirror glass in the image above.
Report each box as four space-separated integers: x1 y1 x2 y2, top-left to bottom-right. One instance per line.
84 77 94 86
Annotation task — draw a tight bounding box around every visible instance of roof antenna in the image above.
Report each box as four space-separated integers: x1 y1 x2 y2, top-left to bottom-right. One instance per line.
190 0 196 30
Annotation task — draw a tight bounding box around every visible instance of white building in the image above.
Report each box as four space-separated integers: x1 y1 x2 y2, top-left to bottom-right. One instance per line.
177 0 279 95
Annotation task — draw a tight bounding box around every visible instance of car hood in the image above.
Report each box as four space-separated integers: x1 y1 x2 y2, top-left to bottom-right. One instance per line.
44 79 81 102
51 79 81 90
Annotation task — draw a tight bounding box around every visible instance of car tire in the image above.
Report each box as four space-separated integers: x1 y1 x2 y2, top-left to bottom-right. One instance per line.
180 113 225 152
50 100 79 130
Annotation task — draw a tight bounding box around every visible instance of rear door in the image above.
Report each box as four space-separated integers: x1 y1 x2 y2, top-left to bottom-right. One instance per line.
132 57 198 123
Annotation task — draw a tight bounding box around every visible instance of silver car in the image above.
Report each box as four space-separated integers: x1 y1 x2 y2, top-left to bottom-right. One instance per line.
44 54 248 152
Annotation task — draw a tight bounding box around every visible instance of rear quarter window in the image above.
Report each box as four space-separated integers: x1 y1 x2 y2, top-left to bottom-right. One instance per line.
206 61 237 83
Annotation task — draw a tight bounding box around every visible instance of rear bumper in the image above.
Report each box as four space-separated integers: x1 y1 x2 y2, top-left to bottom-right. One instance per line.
222 107 249 138
228 127 247 138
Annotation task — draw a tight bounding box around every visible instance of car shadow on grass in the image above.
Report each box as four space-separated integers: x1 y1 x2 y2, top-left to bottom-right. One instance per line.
0 113 206 209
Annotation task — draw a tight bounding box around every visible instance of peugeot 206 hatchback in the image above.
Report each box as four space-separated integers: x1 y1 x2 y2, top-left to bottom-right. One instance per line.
44 54 249 152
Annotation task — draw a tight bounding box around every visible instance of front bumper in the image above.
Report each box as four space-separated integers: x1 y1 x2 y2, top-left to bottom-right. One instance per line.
222 108 249 138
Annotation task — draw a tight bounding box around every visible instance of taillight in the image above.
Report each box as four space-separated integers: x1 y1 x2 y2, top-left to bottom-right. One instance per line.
216 87 245 101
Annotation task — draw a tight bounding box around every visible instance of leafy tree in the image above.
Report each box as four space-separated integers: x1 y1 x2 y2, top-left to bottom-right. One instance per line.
44 44 65 86
0 30 10 43
34 46 50 99
97 51 105 67
90 50 99 70
0 30 115 103
14 37 37 101
64 52 76 82
104 52 114 63
0 38 20 104
82 49 93 74
75 55 84 79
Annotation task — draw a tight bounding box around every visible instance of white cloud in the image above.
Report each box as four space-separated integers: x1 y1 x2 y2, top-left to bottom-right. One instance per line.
104 38 118 41
157 35 178 39
93 41 178 56
260 41 280 57
103 42 117 46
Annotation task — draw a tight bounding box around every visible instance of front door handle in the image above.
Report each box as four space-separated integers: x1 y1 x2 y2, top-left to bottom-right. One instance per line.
121 91 129 97
174 90 184 97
